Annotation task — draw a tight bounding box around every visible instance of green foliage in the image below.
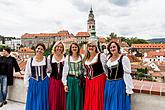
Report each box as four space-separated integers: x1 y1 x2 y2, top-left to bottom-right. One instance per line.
109 32 117 38
137 72 146 77
137 68 148 74
107 32 148 46
44 48 51 56
43 41 55 56
0 45 9 51
146 76 153 81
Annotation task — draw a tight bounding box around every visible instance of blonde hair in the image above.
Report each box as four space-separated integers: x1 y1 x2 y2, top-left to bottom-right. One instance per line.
84 39 99 60
52 41 64 54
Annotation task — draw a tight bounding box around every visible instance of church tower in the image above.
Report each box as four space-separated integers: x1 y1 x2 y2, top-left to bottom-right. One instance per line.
87 7 96 38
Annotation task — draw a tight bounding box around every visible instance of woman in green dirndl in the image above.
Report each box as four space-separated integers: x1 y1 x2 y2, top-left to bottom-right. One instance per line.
62 42 84 110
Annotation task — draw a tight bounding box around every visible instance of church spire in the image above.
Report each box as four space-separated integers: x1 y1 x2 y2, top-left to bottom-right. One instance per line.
87 7 96 38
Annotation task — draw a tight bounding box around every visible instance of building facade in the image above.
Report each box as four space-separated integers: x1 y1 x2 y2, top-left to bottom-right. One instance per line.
21 30 74 48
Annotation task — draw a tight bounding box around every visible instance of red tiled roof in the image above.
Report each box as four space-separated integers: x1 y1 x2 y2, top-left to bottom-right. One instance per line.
131 44 165 49
146 51 165 58
127 54 141 62
21 30 72 38
19 47 34 53
19 60 27 71
76 32 90 37
150 72 164 77
131 65 145 69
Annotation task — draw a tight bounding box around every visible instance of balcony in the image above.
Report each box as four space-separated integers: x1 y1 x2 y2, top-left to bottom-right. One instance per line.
7 73 165 110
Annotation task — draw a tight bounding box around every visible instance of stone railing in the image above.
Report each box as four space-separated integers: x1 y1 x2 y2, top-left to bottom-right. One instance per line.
7 75 165 110
132 80 165 110
7 72 26 103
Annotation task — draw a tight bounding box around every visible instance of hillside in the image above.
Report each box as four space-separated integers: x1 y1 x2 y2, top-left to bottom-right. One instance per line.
147 38 165 43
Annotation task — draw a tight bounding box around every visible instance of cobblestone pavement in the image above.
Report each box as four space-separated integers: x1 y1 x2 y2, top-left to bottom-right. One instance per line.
0 100 25 110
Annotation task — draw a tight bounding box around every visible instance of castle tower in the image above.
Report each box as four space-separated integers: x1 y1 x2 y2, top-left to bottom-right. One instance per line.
87 7 96 38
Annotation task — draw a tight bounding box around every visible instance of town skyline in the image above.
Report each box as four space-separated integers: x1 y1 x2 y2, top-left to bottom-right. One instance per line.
1 0 165 39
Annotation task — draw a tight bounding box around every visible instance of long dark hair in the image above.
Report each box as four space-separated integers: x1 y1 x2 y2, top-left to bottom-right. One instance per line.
69 42 80 56
107 41 121 58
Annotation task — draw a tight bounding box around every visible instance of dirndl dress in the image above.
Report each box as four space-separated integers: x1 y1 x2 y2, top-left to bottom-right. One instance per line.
84 53 106 110
104 56 131 110
66 59 84 110
48 55 66 110
25 57 49 110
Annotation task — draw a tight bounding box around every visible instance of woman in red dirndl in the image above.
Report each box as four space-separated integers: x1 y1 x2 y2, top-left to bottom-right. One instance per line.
84 39 107 110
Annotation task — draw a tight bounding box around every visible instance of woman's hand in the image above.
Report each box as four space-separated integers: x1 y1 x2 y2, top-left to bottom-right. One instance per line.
64 85 68 92
26 86 28 92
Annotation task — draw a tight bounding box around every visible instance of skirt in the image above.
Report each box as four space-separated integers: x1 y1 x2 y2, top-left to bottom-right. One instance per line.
66 76 84 110
84 74 106 110
49 77 66 110
25 76 49 110
104 79 131 110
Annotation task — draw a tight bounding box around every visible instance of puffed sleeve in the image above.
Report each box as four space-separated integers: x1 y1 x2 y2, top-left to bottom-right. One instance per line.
62 55 69 86
122 56 134 94
24 58 32 88
46 55 52 77
100 53 108 74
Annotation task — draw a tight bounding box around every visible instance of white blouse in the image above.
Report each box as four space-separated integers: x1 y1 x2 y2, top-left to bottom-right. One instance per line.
24 56 50 88
47 55 65 63
85 53 107 74
62 55 82 86
106 55 134 94
47 55 65 76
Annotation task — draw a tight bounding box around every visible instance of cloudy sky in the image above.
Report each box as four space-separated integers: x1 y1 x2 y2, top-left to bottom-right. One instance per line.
0 0 165 39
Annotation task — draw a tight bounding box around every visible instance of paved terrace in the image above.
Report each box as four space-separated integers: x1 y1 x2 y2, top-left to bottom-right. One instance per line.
0 100 25 110
3 73 165 110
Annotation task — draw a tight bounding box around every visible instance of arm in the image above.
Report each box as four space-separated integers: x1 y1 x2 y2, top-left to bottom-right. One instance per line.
100 53 108 74
122 56 134 94
46 55 52 77
24 58 32 88
62 55 69 86
13 57 21 72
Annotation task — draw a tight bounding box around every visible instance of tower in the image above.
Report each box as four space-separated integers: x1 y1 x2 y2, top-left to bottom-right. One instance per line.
87 7 96 38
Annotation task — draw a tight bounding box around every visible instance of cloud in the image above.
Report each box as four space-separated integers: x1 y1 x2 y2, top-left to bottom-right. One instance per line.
68 0 91 12
0 0 165 39
108 0 130 6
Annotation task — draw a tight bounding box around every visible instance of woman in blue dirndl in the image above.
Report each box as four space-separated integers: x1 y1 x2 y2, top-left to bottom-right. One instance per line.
24 43 50 110
104 41 134 110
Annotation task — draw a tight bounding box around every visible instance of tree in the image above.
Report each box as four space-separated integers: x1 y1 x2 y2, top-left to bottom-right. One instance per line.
109 32 117 39
105 37 111 43
0 45 8 51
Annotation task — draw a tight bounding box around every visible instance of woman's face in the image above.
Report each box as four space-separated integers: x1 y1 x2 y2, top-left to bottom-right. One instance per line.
35 45 44 55
88 43 96 54
109 43 118 54
71 44 78 54
54 43 64 54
